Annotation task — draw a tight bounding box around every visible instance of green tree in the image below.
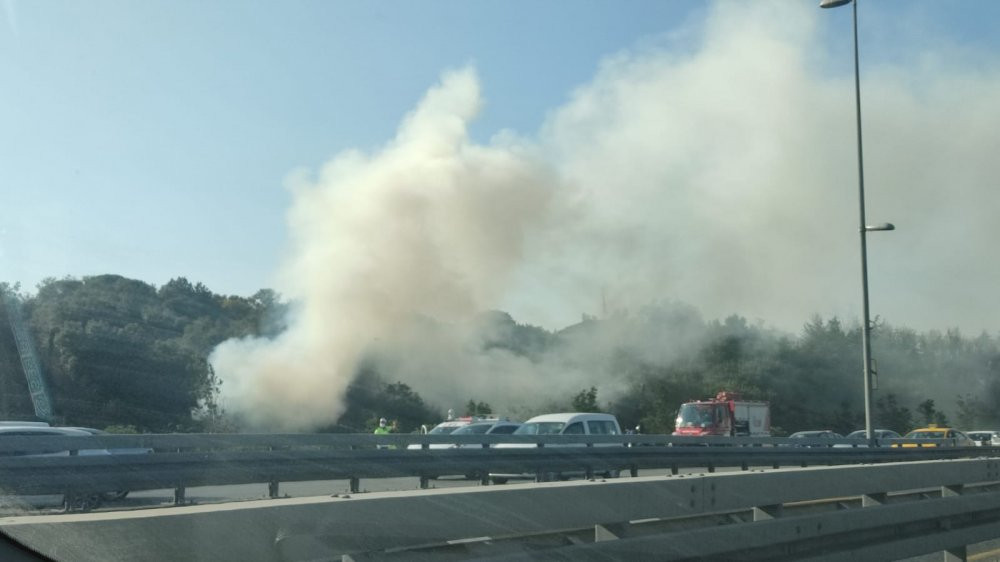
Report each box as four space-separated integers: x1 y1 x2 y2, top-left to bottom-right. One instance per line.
465 400 492 416
875 393 913 434
571 386 600 412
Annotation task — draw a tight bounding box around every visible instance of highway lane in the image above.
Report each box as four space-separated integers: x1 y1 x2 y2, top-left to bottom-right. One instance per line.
5 465 1000 560
0 465 754 516
121 466 741 508
0 466 724 515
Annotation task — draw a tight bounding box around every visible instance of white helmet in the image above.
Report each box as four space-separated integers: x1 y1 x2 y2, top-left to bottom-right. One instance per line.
379 418 387 427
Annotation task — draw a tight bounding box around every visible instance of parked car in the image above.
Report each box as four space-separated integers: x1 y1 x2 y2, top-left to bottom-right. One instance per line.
425 419 474 435
0 425 108 511
785 430 843 447
844 429 901 440
64 427 152 500
894 426 976 448
432 420 522 479
490 412 622 483
406 416 498 450
832 429 902 448
0 425 102 456
965 430 1000 447
427 420 521 450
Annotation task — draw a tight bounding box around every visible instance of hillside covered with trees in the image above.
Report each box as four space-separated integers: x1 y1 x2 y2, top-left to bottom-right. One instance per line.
2 275 999 435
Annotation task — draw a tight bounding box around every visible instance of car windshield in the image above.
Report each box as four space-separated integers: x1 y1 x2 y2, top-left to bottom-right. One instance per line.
514 422 566 435
2 2 996 560
676 404 716 427
428 425 463 435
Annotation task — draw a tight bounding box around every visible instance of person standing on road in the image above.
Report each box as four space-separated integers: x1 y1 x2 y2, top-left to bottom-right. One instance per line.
374 417 391 449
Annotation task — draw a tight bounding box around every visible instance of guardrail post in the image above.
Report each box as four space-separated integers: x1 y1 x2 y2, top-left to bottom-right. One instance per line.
174 486 186 506
943 546 967 561
862 492 886 506
630 465 638 477
349 477 360 493
268 480 279 498
671 465 678 475
419 476 430 489
594 523 625 542
941 484 963 497
753 504 783 521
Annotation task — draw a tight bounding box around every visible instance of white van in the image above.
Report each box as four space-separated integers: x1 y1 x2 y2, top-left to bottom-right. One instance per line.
505 413 621 439
490 412 622 483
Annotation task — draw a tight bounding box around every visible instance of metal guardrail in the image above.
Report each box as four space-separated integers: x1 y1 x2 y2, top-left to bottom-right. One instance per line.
0 433 993 504
0 431 973 453
3 458 1000 561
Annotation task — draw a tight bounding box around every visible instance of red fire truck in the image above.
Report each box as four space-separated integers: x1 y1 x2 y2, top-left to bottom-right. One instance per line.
672 391 770 437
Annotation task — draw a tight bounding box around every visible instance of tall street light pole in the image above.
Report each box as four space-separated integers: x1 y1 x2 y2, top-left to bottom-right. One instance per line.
820 0 893 441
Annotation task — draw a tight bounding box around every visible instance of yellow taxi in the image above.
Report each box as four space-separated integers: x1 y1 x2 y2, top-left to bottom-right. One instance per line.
893 425 976 448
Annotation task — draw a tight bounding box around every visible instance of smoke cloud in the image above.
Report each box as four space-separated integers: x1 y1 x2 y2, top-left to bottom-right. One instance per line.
212 2 1000 430
210 68 561 429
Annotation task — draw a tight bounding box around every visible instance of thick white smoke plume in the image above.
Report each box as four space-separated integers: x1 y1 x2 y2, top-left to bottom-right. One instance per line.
210 69 561 430
213 2 1000 429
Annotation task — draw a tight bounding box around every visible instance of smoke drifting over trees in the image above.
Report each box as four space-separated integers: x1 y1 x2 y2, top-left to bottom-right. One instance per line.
206 3 1000 431
5 277 1000 435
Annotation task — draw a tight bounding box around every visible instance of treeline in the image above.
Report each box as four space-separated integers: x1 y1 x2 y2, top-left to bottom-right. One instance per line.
1 276 289 431
2 276 999 435
589 311 1000 435
0 275 442 432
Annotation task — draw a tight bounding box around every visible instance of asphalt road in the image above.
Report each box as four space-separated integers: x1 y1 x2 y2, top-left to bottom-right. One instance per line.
0 466 705 516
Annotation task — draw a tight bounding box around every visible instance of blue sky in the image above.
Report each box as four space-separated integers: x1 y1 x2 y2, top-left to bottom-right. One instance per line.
1 1 701 292
3 1 1000 333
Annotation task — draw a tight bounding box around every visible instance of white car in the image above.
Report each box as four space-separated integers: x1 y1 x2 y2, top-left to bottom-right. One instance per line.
490 412 622 483
0 424 101 456
966 430 1000 447
63 427 153 500
0 425 107 511
406 416 507 450
426 420 521 450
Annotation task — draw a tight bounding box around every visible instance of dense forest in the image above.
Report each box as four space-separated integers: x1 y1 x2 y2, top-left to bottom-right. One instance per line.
2 275 999 435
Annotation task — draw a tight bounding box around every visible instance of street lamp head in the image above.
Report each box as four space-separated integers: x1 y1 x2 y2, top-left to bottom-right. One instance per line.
865 223 895 232
820 0 853 8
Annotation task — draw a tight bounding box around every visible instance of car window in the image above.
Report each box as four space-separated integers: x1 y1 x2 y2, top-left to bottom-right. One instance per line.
488 425 519 435
563 422 585 435
428 425 461 435
587 420 618 435
907 431 944 439
514 422 565 436
452 424 491 435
